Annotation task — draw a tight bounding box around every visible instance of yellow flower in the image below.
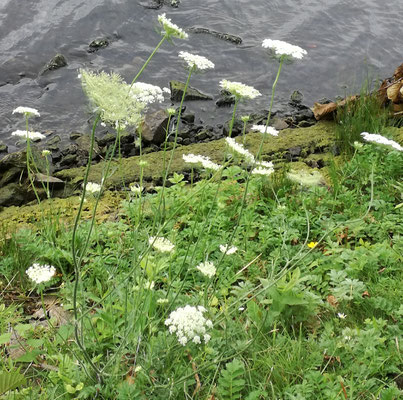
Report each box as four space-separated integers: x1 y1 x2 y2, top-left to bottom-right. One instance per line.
307 241 318 249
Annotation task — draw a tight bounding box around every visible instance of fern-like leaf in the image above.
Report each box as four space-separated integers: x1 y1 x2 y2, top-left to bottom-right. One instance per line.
217 359 245 400
0 370 26 395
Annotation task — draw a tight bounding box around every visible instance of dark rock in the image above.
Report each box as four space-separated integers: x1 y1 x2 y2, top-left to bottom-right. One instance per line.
183 138 192 145
47 135 61 146
196 130 208 141
223 119 243 137
41 54 67 75
141 110 169 144
293 108 315 123
60 153 78 167
98 133 115 147
289 90 304 105
70 132 82 140
35 173 64 185
272 117 289 130
216 90 236 107
187 27 242 45
0 183 30 207
0 144 8 153
88 38 110 53
181 113 195 124
169 80 213 102
297 120 315 128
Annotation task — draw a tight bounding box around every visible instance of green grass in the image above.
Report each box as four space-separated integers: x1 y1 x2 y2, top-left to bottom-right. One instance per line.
0 140 402 399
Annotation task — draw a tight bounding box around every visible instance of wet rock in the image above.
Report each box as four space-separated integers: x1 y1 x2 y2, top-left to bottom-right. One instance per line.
271 117 289 130
141 110 169 144
293 107 315 123
41 54 67 75
216 90 236 107
223 119 243 137
169 80 213 102
35 173 64 185
47 135 61 151
289 90 304 105
187 27 242 45
297 120 315 128
0 183 29 207
88 38 110 53
181 113 195 124
0 144 8 153
60 153 78 167
196 130 208 141
70 132 82 140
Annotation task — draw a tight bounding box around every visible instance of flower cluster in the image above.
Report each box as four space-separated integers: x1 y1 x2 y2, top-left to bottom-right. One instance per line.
262 39 307 60
225 137 255 164
13 106 40 117
130 82 166 105
11 130 45 141
158 13 188 39
130 183 142 195
182 153 221 171
165 305 212 346
26 263 56 284
252 166 274 177
85 182 101 195
219 80 261 100
251 124 279 137
360 132 403 152
219 244 238 255
149 236 175 253
196 261 216 278
178 51 215 71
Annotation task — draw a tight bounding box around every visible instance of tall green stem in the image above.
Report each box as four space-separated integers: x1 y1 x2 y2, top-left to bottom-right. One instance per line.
256 56 285 160
129 35 167 87
227 97 240 138
24 116 41 204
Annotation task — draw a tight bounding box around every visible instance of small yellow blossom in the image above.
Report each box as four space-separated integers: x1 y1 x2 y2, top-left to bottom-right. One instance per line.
307 241 318 249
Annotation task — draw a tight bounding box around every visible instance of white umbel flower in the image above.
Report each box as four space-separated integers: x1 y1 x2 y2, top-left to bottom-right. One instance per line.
11 130 45 142
149 236 175 253
130 82 166 105
262 39 307 60
220 79 261 100
256 160 274 169
182 153 221 171
13 106 40 117
251 124 279 137
178 51 215 71
252 166 274 177
225 137 255 163
85 182 101 195
196 261 216 278
360 132 403 152
165 305 213 346
158 13 188 39
130 183 142 195
26 263 56 284
219 244 238 255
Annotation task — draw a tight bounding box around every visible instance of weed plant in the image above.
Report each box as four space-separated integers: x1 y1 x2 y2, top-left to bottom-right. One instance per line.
1 13 402 400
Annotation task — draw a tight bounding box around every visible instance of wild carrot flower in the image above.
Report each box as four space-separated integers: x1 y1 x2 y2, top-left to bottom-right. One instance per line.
165 305 213 346
26 263 56 284
196 261 216 278
262 39 307 60
251 124 279 137
360 132 403 152
13 106 40 117
256 160 274 169
149 236 175 253
158 13 188 39
182 153 221 171
84 182 101 196
225 137 255 164
252 166 274 177
219 244 238 255
178 51 215 71
219 80 261 100
11 130 45 141
130 82 167 105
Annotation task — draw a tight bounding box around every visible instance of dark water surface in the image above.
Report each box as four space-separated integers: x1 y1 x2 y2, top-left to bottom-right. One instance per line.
1 0 402 151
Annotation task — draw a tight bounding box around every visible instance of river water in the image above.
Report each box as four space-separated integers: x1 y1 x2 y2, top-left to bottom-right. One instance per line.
1 0 402 151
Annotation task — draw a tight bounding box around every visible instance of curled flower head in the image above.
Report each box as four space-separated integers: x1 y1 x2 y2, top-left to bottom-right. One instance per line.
166 108 176 116
219 244 238 255
262 39 307 60
182 153 221 171
178 51 215 71
42 149 51 157
360 132 403 152
225 137 255 164
11 130 45 142
149 236 175 253
196 261 216 278
13 106 40 117
219 80 261 100
158 13 188 39
26 263 56 284
165 305 212 346
251 124 279 137
241 115 250 123
130 183 142 195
